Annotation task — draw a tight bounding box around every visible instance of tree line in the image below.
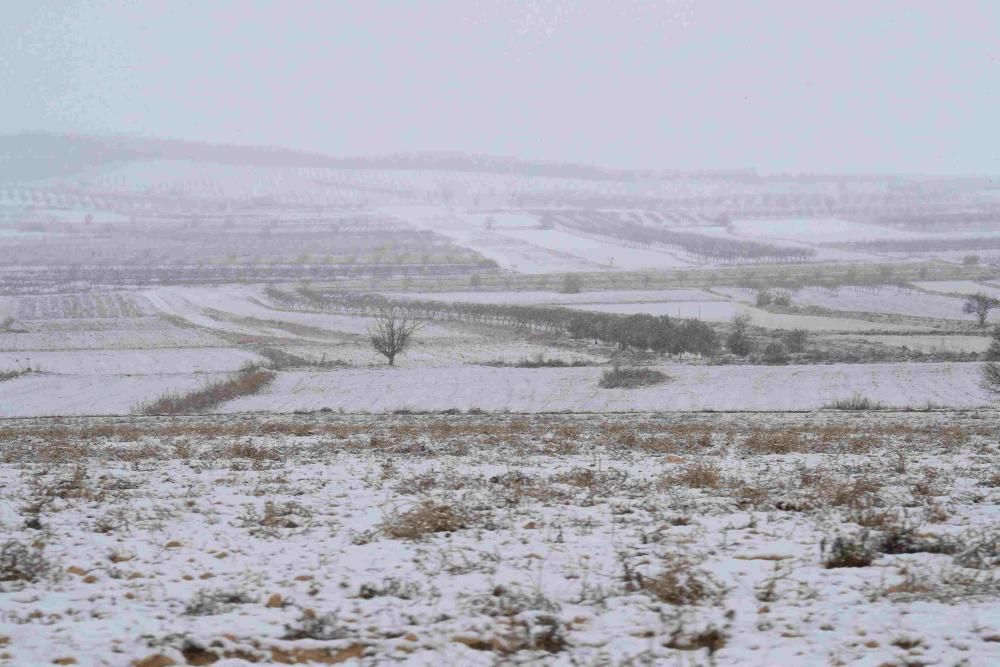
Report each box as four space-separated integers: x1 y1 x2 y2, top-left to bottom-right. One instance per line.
546 214 816 264
265 287 719 357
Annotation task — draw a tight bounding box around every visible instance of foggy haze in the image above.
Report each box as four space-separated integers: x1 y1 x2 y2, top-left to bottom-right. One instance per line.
4 0 999 174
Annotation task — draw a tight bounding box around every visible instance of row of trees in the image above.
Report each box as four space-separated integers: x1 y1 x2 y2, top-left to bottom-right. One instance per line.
266 287 720 357
548 214 816 264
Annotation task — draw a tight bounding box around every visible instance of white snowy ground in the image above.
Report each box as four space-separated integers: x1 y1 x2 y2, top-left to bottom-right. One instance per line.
785 287 978 323
0 372 234 417
221 362 988 414
0 413 997 666
858 335 989 354
492 228 695 270
915 281 1000 300
731 218 926 244
383 205 601 273
0 348 259 376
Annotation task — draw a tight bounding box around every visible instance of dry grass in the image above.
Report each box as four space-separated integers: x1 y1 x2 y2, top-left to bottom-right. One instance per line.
381 501 471 540
660 461 723 490
641 555 720 605
134 366 275 415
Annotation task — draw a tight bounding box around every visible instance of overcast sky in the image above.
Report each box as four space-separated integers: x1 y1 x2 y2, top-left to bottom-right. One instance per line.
2 1 998 174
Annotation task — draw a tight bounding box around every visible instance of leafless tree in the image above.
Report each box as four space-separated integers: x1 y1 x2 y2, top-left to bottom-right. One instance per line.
963 292 998 326
368 307 424 366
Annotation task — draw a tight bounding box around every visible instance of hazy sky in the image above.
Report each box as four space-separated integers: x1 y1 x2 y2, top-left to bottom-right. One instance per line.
3 1 999 174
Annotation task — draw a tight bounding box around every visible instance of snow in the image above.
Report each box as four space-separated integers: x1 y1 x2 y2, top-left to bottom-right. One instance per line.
493 228 695 270
861 335 990 354
914 280 1000 299
790 286 979 322
0 412 996 666
221 362 988 413
732 218 932 244
0 373 232 417
385 205 602 273
0 348 259 376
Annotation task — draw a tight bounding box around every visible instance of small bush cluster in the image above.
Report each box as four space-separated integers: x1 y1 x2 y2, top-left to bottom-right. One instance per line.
598 367 669 389
641 555 721 605
135 365 275 415
381 501 470 540
284 610 350 640
484 354 591 368
0 540 51 588
823 533 877 568
823 394 887 411
184 588 255 616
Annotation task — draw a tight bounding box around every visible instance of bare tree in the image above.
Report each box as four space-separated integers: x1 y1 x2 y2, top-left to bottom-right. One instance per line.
963 292 998 326
368 307 424 366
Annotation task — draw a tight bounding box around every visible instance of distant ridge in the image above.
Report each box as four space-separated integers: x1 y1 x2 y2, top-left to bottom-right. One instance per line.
0 132 654 183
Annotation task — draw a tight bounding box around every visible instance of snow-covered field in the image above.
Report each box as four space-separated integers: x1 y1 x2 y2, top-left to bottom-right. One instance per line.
0 348 259 376
789 287 978 322
217 362 987 414
915 280 1000 299
861 334 990 354
384 206 601 273
0 372 233 417
494 228 694 270
0 413 997 666
731 218 923 244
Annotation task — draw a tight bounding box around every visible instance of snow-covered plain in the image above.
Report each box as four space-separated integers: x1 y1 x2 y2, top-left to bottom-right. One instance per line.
0 372 233 417
0 348 259 376
0 413 996 666
494 228 695 270
788 287 979 322
220 362 987 414
914 280 1000 299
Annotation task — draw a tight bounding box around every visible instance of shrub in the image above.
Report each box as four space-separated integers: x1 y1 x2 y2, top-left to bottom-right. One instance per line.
823 394 886 411
284 610 350 640
598 367 669 389
184 589 255 616
660 461 722 489
0 540 51 587
877 525 958 556
823 533 876 568
726 313 753 356
783 329 808 353
641 555 721 605
761 342 788 365
381 501 469 540
560 274 583 294
952 529 1000 569
135 366 275 415
484 354 591 368
980 362 1000 395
